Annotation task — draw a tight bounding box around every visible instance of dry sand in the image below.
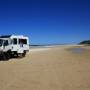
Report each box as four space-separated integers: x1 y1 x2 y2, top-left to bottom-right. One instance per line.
0 45 90 90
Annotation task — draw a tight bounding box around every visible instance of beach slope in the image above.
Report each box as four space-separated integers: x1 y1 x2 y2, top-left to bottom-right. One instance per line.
0 45 90 90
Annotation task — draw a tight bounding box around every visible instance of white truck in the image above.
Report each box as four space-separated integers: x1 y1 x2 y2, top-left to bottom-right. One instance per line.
0 35 29 60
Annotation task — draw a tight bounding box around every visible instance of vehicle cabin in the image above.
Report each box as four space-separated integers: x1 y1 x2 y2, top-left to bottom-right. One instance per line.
0 35 29 59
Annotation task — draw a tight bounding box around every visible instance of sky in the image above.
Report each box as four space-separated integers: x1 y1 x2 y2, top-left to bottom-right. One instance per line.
0 0 90 44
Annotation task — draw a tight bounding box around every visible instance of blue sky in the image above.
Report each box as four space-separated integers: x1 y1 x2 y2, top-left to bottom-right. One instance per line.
0 0 90 44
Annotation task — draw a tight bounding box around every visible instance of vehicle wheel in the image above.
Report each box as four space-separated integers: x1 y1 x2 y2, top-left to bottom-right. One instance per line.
3 54 7 60
22 51 26 57
3 53 9 60
6 53 11 60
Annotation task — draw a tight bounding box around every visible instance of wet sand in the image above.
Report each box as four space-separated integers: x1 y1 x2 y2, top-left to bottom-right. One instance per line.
0 45 90 90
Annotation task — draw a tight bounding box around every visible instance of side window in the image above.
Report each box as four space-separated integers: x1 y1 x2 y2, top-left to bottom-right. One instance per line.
4 40 9 46
23 39 27 44
0 39 3 46
19 39 27 44
13 38 17 44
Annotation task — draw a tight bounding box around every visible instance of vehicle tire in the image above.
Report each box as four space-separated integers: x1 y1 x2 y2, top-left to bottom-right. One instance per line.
3 54 7 60
6 53 11 60
3 53 9 60
22 51 26 57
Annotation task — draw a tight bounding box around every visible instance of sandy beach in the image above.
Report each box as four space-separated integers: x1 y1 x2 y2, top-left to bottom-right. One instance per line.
0 45 90 90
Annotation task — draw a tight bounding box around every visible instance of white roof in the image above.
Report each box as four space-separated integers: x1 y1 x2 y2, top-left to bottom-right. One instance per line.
0 35 29 39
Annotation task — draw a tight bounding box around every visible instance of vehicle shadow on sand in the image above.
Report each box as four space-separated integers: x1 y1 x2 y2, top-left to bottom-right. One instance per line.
0 54 25 61
0 55 20 61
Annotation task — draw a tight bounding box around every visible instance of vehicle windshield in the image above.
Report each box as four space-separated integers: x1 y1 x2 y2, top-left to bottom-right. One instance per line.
0 39 3 46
